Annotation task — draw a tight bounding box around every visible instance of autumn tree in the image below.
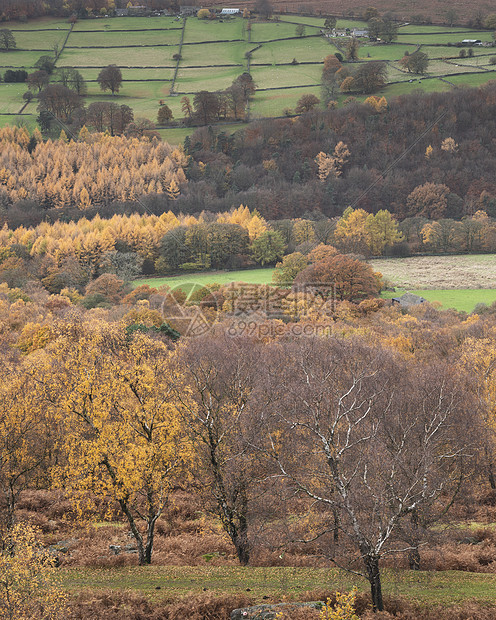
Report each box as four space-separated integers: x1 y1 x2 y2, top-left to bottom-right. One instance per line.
321 54 342 103
272 252 308 286
193 90 220 125
37 84 82 124
34 55 56 75
157 104 173 125
334 206 370 253
97 64 123 95
251 230 286 266
407 182 450 219
353 61 387 93
87 101 134 135
264 337 476 611
293 254 380 302
0 29 16 51
379 14 398 42
27 70 49 93
400 50 429 74
295 93 320 114
365 209 404 255
58 66 87 95
0 523 67 619
45 326 189 565
346 37 360 61
172 333 269 565
0 366 51 531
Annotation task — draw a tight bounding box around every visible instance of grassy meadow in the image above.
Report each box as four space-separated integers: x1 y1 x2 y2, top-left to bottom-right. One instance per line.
0 13 495 125
58 564 496 608
134 255 496 313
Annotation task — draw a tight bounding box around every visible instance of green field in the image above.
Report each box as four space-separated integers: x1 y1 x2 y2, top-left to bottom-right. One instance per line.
382 289 496 312
250 64 322 89
56 564 496 608
0 14 495 127
134 268 275 294
135 255 496 313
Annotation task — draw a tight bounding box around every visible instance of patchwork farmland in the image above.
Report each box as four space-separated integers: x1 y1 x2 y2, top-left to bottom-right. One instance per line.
0 13 495 140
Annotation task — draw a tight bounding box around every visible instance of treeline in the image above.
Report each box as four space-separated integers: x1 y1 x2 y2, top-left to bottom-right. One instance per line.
3 204 496 292
1 277 496 611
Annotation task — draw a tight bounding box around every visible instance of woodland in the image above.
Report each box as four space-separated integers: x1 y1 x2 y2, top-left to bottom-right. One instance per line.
3 4 496 620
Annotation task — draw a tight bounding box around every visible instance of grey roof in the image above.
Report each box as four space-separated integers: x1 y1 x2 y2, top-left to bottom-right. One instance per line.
392 292 427 307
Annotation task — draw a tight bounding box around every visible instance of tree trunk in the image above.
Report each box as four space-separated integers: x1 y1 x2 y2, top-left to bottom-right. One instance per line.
364 554 383 612
408 510 421 570
144 520 156 565
233 515 250 566
332 506 340 543
408 546 421 571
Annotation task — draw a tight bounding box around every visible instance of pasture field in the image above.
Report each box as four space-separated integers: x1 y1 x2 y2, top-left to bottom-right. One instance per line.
176 66 246 91
0 14 495 125
183 18 244 42
58 45 178 67
135 255 496 312
14 29 69 50
72 17 180 31
134 268 275 294
370 255 496 290
0 83 33 113
251 37 334 64
383 289 496 312
180 41 249 66
57 564 496 607
67 29 181 47
250 85 322 115
251 20 307 40
250 64 322 89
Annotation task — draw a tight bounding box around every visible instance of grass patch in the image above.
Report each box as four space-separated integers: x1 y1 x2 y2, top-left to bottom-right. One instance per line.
180 41 250 66
381 79 452 98
74 67 174 81
58 565 496 607
67 29 181 47
397 31 493 45
449 73 496 87
382 289 496 312
84 81 174 119
371 254 496 291
183 18 245 43
250 85 321 115
0 83 30 113
15 29 69 50
358 43 408 61
250 64 322 89
175 66 245 92
251 37 333 64
58 45 177 67
72 17 181 31
420 45 489 58
251 21 305 41
0 50 46 68
0 113 36 129
133 268 275 293
7 18 70 30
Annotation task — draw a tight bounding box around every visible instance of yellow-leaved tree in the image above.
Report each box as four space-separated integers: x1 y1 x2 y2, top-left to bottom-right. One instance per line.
460 335 496 489
43 324 191 565
0 523 67 619
0 362 51 532
365 209 403 255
